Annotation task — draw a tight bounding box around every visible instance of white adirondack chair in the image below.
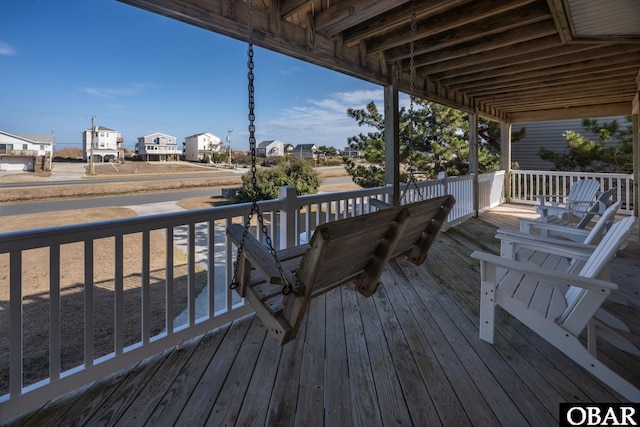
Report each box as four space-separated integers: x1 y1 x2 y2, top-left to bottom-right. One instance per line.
499 202 633 329
471 216 639 401
500 202 621 261
522 187 616 241
534 178 600 220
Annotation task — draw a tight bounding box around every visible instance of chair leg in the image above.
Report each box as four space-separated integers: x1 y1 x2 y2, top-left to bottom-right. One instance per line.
515 311 640 401
562 333 640 401
479 262 497 343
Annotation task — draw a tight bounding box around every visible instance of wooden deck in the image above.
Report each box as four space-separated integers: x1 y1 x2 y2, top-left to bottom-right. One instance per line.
8 204 640 426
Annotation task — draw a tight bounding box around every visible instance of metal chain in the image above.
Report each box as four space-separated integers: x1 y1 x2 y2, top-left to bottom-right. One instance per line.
401 0 423 203
230 0 291 295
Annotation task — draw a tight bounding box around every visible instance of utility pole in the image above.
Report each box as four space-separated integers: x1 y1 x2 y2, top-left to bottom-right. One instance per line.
50 129 55 171
90 116 96 175
227 129 233 167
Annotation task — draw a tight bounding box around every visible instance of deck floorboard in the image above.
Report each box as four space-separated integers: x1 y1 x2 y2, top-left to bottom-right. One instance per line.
10 204 639 426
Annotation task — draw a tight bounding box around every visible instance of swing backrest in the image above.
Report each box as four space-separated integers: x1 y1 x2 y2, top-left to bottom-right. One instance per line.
303 194 455 298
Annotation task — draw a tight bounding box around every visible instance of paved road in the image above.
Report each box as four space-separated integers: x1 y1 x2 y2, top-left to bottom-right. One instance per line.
0 176 353 216
0 189 226 216
0 162 245 188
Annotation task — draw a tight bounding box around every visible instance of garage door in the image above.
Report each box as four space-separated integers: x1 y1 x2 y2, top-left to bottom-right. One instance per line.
0 157 30 171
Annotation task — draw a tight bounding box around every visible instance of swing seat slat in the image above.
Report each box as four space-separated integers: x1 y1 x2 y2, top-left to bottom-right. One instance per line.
227 194 455 345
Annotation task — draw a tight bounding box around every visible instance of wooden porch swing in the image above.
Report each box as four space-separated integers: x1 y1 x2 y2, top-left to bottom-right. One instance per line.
227 0 455 345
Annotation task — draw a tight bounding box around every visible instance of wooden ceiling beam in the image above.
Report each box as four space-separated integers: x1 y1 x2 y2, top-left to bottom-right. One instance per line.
367 0 539 56
455 67 640 103
510 103 632 122
546 0 572 43
427 44 599 81
417 36 563 75
280 0 309 20
438 46 640 87
468 70 640 98
411 22 558 70
448 57 640 91
314 0 410 36
385 10 554 61
341 0 471 48
480 86 637 108
498 96 634 112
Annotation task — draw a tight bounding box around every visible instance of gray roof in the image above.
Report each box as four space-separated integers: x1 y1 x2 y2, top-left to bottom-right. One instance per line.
17 134 55 144
258 139 281 148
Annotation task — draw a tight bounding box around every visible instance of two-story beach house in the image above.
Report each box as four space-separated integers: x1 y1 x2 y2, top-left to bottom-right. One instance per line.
292 143 317 159
256 139 290 157
184 132 222 162
135 133 180 161
0 130 54 172
82 126 122 163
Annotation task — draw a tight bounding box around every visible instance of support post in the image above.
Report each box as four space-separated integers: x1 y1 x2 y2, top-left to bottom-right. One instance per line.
633 91 639 225
279 185 297 249
469 112 479 216
500 122 512 203
384 65 400 206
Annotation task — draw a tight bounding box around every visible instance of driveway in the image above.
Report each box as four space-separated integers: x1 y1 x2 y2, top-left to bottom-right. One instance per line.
51 162 87 181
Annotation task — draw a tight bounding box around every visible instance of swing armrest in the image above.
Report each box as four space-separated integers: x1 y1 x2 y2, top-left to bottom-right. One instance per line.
227 224 298 287
369 198 393 210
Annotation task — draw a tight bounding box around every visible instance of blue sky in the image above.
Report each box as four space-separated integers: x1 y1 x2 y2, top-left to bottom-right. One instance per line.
0 0 388 152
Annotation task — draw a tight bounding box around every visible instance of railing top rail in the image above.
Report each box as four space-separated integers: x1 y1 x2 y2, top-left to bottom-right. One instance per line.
0 172 497 253
512 170 633 179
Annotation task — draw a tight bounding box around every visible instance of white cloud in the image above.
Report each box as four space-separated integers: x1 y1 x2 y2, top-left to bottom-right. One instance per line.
280 66 301 75
0 42 16 56
258 89 385 148
82 82 156 98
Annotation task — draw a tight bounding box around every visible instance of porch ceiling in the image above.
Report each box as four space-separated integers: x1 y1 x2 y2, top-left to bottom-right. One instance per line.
118 0 640 122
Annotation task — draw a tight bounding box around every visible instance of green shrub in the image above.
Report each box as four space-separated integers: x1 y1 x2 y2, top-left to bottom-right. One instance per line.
236 158 323 202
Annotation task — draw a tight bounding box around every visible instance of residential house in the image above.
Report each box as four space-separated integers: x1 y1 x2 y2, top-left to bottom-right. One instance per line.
340 145 362 158
256 139 287 157
0 130 54 172
511 116 630 170
292 143 317 159
184 132 222 162
82 126 122 163
135 132 180 161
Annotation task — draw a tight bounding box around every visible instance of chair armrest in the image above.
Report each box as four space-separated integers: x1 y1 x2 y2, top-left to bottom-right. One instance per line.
495 228 595 260
497 227 591 248
471 251 617 292
535 194 564 205
515 218 591 240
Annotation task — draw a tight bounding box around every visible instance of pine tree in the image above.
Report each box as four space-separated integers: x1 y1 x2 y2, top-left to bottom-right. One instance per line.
538 117 632 173
342 99 522 187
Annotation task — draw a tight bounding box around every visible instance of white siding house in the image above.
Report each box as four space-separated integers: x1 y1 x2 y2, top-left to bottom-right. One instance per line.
256 139 287 157
184 132 222 162
82 126 122 163
135 132 179 161
292 144 318 159
0 130 54 171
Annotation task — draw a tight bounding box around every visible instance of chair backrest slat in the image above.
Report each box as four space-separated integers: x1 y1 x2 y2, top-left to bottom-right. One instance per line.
561 216 635 333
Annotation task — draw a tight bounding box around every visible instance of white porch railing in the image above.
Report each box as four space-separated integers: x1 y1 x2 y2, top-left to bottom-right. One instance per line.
0 172 502 420
510 170 634 215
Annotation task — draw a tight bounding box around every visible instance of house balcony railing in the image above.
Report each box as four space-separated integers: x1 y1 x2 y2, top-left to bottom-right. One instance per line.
0 150 39 156
0 171 508 419
511 169 634 215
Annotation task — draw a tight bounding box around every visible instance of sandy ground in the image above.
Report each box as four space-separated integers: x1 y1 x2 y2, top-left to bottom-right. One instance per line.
0 161 359 391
